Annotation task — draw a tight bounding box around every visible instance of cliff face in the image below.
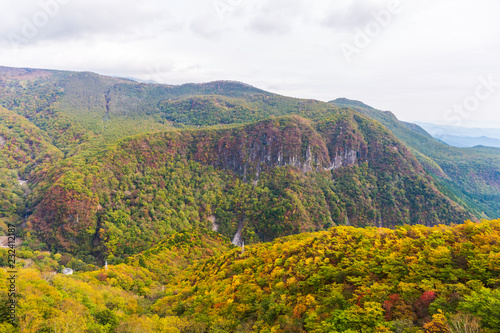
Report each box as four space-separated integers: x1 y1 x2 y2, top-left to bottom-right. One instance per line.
192 116 331 179
190 115 376 178
29 114 472 257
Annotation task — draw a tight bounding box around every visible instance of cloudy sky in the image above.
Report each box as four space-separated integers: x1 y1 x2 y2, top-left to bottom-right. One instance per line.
0 0 499 127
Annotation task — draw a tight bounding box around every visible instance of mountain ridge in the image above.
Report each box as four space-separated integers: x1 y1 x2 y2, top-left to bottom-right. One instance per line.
27 114 471 260
328 98 500 219
0 65 496 259
2 65 500 332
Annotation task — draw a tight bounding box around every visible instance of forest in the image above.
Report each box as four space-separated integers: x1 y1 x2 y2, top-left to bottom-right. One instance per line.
0 66 499 332
1 222 499 332
27 115 471 262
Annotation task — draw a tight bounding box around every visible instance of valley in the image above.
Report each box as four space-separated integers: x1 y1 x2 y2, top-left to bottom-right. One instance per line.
0 66 499 332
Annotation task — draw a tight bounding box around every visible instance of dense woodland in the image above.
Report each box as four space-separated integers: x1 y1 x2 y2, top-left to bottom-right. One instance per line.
329 99 500 219
28 115 470 261
0 66 499 332
1 222 500 332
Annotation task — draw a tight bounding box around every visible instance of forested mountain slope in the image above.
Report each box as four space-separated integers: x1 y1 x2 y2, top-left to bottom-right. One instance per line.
0 66 271 150
153 220 500 332
0 65 489 259
27 115 470 261
0 106 63 229
0 230 234 332
1 65 492 222
1 66 500 333
329 98 500 220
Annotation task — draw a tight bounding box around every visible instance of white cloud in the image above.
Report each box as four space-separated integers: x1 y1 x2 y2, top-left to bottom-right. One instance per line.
247 16 291 34
190 15 230 40
0 0 179 46
322 1 383 31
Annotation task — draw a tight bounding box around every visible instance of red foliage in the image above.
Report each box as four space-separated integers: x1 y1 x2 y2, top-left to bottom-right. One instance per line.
383 294 401 320
419 291 437 307
356 292 366 306
30 185 98 253
414 291 437 319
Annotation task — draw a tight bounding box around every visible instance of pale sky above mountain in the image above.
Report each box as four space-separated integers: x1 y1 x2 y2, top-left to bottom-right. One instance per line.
0 0 499 127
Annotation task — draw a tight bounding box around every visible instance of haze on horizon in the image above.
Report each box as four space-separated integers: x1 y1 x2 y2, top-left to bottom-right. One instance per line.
0 0 499 128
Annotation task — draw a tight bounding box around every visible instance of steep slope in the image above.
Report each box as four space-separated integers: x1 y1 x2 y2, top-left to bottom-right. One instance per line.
0 66 488 255
2 65 488 222
27 115 471 260
0 66 352 149
0 106 63 231
329 98 500 219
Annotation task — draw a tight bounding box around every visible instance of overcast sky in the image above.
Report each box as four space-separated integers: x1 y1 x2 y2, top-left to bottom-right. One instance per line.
0 0 499 127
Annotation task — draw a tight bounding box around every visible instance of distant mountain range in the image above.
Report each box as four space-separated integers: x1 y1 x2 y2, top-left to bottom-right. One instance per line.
416 122 500 148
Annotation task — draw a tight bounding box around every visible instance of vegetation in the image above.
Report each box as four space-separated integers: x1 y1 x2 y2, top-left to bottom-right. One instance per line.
0 66 499 332
1 222 499 332
0 107 62 231
1 66 498 222
153 220 500 332
25 115 470 261
0 230 229 333
329 98 500 220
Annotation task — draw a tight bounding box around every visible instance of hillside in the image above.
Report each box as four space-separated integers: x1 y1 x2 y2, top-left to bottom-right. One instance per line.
0 66 272 151
3 66 493 223
153 220 500 332
0 106 63 229
0 64 499 332
1 222 499 332
417 122 500 143
329 98 500 220
0 229 234 332
26 114 471 261
0 65 491 258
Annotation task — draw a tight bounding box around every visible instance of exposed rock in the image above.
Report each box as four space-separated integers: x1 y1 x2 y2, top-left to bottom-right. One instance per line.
232 222 244 247
325 149 359 171
209 215 219 232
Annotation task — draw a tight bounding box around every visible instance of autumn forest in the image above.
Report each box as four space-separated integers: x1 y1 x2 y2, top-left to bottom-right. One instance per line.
0 66 499 332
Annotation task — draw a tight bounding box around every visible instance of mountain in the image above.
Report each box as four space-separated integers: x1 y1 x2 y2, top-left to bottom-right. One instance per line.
0 66 271 152
0 106 63 229
329 98 500 219
28 115 470 260
416 122 500 140
0 65 492 260
415 122 500 148
1 66 500 332
432 134 500 148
